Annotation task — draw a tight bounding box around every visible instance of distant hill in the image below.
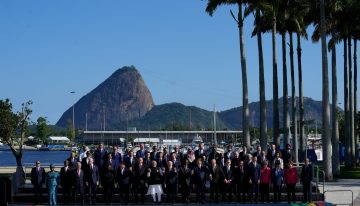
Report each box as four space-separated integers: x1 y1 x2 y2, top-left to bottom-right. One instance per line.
219 97 325 129
56 66 327 130
56 66 154 129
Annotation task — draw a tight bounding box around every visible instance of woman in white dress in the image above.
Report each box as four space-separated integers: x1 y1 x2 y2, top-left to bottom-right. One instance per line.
147 160 164 205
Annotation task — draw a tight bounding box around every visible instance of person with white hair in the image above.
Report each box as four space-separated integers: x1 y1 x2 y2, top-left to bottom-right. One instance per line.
147 160 164 205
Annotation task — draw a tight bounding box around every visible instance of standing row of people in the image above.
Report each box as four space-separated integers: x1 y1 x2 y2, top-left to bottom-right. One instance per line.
31 142 314 205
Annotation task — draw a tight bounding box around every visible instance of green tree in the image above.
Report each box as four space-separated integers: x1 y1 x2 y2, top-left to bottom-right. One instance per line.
36 117 51 144
0 99 32 182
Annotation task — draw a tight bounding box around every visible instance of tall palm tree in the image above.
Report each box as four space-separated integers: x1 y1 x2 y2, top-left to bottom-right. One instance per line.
205 0 250 147
320 0 332 180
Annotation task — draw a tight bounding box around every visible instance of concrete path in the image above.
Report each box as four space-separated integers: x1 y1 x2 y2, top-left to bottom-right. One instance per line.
318 179 360 205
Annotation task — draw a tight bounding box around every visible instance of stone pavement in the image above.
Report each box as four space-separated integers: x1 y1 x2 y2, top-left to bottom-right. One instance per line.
318 179 360 205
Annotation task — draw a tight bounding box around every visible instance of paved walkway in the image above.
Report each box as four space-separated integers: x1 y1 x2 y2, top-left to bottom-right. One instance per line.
318 179 360 205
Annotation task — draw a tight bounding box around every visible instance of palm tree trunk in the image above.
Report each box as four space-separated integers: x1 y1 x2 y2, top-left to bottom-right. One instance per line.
331 45 340 176
238 4 250 147
282 32 290 147
297 33 305 161
348 37 355 166
320 0 332 180
354 38 359 165
289 32 298 165
256 9 267 150
344 38 351 167
272 15 280 148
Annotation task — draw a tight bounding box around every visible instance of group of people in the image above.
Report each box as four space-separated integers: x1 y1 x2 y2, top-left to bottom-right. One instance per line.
31 143 314 205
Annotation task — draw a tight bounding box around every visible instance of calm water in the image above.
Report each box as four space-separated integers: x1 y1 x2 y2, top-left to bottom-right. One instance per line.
0 150 71 166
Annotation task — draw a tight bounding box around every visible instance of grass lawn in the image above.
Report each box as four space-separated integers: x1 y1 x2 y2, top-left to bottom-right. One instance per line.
338 166 360 179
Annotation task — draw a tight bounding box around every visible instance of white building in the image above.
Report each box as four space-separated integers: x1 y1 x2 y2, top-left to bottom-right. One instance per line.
47 136 70 144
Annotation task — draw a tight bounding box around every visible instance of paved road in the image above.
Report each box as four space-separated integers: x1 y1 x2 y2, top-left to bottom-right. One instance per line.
318 179 360 205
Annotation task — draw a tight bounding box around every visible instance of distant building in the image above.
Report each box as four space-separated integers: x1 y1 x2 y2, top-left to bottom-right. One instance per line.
47 136 70 144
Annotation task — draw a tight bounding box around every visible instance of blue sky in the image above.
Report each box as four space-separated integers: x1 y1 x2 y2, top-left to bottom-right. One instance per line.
0 0 356 124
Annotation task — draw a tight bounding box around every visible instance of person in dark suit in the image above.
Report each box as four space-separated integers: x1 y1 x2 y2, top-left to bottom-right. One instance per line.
31 160 46 204
248 156 261 203
231 152 240 170
194 143 206 163
112 146 122 172
150 145 158 161
218 153 226 168
170 152 181 169
124 151 137 168
224 145 233 161
117 163 132 205
267 143 277 168
239 145 249 161
94 143 108 179
165 161 178 204
102 164 115 205
104 153 115 172
234 160 247 203
157 151 168 169
73 162 85 205
301 158 313 203
192 158 208 204
85 158 100 204
271 160 284 203
208 145 219 165
133 157 148 204
253 145 263 164
222 159 234 202
82 151 92 171
282 144 294 169
144 152 152 167
208 158 222 203
178 159 192 203
60 160 72 204
173 146 183 164
67 152 78 169
136 144 146 159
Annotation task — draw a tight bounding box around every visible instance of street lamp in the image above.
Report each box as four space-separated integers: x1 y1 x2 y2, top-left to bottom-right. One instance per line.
70 91 76 139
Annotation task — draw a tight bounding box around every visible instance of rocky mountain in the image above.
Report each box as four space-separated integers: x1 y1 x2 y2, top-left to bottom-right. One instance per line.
56 66 154 129
56 66 327 131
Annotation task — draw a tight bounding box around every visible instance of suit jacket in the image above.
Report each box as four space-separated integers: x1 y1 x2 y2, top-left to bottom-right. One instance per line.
124 156 137 168
194 149 206 161
192 165 207 186
179 166 192 188
301 164 313 184
266 149 277 166
171 159 181 169
144 158 152 167
222 166 234 182
271 168 284 186
150 151 158 160
282 149 294 166
31 167 46 186
208 151 220 165
209 165 222 184
165 168 178 186
136 150 146 159
85 164 100 186
116 168 132 185
157 158 167 168
94 148 108 168
60 166 72 188
46 172 60 187
67 157 77 169
239 151 248 161
224 151 232 161
102 170 115 189
248 162 261 183
234 166 247 186
73 169 85 190
253 152 263 164
133 163 148 185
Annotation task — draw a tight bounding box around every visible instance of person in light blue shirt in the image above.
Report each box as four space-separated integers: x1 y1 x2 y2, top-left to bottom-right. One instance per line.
46 164 60 205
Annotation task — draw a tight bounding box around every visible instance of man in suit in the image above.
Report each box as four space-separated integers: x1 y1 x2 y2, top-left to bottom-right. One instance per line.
234 160 247 203
157 151 167 169
165 161 178 204
301 158 313 203
248 156 261 203
136 143 146 159
192 158 208 204
170 152 181 169
224 145 233 161
124 150 137 168
82 151 92 171
31 160 46 204
133 157 148 204
222 159 234 202
179 159 192 203
94 143 108 179
195 143 206 163
208 158 222 203
150 145 158 161
231 152 240 170
282 144 294 169
239 145 248 161
67 152 77 169
85 158 100 204
267 143 277 168
173 146 183 163
208 145 219 165
60 160 72 204
73 162 85 205
253 145 263 164
117 162 132 205
144 151 152 167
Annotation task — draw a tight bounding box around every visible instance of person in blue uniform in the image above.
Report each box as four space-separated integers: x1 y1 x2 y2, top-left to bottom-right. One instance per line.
46 164 60 205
